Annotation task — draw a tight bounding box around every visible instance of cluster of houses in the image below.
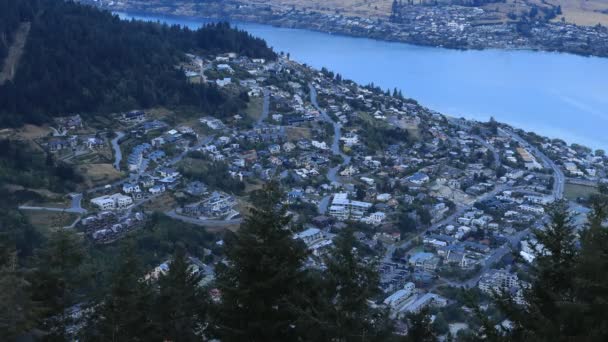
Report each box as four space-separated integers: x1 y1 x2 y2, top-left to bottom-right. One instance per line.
477 268 529 305
53 49 606 338
383 282 447 318
81 211 145 243
180 191 238 220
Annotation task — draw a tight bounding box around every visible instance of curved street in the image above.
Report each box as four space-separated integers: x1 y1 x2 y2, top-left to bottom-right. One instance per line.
309 83 351 214
111 131 126 170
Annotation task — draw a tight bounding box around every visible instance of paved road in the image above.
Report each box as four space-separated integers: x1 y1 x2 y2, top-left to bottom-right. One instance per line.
448 117 500 169
165 210 242 227
19 193 88 215
309 83 352 214
435 228 531 289
111 131 125 170
473 135 501 169
382 185 508 263
500 128 565 199
257 88 270 125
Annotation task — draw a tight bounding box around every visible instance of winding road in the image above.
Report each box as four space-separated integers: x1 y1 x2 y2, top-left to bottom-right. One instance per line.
309 83 351 214
111 131 126 170
165 209 242 227
499 128 565 199
257 88 270 125
18 193 87 215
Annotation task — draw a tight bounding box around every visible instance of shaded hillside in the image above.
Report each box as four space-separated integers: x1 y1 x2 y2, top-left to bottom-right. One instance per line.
0 0 276 126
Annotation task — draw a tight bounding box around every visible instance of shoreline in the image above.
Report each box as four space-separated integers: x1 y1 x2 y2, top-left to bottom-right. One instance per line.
99 2 608 60
116 10 608 151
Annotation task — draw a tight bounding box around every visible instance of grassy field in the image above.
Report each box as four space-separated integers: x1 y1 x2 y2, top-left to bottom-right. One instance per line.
552 0 608 26
244 97 264 121
251 0 608 26
286 126 311 141
564 183 599 201
79 163 123 188
248 0 392 17
21 210 79 232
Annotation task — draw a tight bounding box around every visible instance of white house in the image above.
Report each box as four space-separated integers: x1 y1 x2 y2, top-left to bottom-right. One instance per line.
329 193 372 221
122 183 141 194
90 193 133 211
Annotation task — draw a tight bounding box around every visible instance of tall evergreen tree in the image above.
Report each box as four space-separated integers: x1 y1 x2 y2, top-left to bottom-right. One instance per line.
403 309 438 342
28 230 87 341
320 229 392 341
82 243 159 342
156 246 208 341
0 249 34 339
490 199 608 340
213 182 308 341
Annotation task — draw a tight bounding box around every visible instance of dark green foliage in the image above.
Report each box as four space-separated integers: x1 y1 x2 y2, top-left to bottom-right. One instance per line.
0 0 275 126
486 198 608 341
28 230 88 340
0 0 34 61
0 189 44 260
316 230 392 341
179 158 245 195
156 246 209 341
213 182 308 341
83 243 160 342
0 250 35 339
403 309 438 342
0 139 83 192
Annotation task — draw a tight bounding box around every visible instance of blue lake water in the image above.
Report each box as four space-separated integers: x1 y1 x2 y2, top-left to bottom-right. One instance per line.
119 12 608 150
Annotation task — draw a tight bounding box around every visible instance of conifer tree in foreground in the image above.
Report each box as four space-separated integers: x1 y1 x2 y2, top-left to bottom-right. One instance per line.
489 197 608 341
403 309 438 342
29 230 86 341
83 243 159 342
213 182 308 341
320 229 393 341
156 246 208 341
0 249 34 339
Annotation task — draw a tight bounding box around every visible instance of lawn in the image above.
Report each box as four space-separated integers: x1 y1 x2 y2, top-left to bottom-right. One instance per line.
21 210 79 232
244 97 264 121
564 183 598 201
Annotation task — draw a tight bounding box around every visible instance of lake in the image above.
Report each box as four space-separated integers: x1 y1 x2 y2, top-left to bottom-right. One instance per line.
119 12 608 150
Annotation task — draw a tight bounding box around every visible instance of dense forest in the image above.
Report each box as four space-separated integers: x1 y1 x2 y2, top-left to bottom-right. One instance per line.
0 0 276 126
0 0 34 61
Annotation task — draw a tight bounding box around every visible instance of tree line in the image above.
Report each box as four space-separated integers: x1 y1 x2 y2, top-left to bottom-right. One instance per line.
3 182 608 340
0 0 276 126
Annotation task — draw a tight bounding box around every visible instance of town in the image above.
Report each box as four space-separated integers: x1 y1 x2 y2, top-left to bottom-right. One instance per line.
14 49 608 336
93 0 608 58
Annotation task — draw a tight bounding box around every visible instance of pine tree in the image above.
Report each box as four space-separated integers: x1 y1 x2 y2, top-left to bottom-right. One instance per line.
404 309 437 342
28 230 87 341
83 243 159 342
322 229 392 341
571 191 608 339
213 182 308 341
0 249 34 339
492 200 589 340
156 246 208 341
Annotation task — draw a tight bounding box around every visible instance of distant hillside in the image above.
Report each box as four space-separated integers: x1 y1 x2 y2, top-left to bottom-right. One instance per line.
0 0 276 126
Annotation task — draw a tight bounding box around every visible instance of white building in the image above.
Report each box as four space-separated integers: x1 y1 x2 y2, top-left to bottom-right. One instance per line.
90 193 133 211
478 269 528 305
293 228 324 246
329 193 372 221
311 140 329 150
384 282 416 314
122 183 141 194
293 228 333 256
363 212 386 225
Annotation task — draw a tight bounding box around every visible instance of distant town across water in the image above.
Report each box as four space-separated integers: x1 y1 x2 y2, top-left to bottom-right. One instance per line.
119 12 608 151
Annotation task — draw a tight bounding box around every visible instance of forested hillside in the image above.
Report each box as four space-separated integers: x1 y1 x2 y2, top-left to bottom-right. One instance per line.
0 0 276 126
0 0 35 62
